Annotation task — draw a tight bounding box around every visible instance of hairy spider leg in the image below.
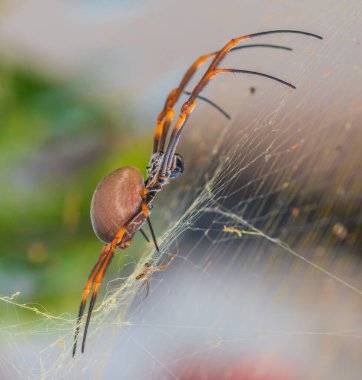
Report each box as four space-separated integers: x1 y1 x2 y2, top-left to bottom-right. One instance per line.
160 30 322 175
153 42 296 153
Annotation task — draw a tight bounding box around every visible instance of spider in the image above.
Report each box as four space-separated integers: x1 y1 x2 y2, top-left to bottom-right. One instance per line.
136 250 178 300
72 29 322 356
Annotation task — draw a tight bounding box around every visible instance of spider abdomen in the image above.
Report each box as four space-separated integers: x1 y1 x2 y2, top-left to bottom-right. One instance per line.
90 166 145 244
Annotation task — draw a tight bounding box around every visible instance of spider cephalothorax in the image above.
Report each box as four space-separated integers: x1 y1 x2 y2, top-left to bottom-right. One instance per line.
146 151 184 186
146 152 164 185
72 29 322 356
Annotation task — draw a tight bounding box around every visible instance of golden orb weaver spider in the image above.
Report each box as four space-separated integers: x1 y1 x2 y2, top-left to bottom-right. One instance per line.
72 29 322 356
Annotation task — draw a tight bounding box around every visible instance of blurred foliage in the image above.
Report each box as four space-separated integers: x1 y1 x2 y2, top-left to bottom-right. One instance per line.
0 62 152 318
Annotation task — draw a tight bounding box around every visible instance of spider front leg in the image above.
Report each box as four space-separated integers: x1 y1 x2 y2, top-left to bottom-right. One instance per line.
161 66 296 175
153 30 321 154
153 52 216 153
159 30 322 174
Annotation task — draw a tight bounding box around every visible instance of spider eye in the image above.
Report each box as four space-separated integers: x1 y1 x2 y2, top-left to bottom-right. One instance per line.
169 153 184 178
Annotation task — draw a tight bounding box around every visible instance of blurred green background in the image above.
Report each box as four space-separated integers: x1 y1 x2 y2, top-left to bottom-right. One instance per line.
0 62 152 318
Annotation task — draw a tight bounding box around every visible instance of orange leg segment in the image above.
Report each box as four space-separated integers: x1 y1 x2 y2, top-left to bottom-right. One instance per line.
153 52 216 153
80 226 127 353
72 244 110 357
152 31 317 153
73 225 128 356
141 188 150 219
152 35 269 153
159 30 322 175
81 245 115 353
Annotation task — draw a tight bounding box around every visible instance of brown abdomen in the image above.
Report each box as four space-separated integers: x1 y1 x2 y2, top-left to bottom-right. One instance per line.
90 166 145 243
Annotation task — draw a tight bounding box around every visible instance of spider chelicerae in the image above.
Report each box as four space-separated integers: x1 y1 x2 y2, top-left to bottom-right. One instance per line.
72 29 322 356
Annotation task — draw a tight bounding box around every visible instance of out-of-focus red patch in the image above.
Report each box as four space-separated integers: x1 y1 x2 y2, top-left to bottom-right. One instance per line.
170 352 299 380
222 353 298 380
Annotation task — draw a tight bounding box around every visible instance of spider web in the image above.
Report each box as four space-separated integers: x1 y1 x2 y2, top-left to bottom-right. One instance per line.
1 2 362 379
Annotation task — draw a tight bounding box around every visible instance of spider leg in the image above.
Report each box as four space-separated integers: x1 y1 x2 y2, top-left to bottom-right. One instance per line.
139 228 151 243
72 244 109 357
140 219 160 255
160 30 322 175
153 41 297 153
80 227 126 354
81 246 114 353
142 278 150 300
137 251 177 299
141 188 150 219
140 189 160 253
160 69 295 176
199 30 321 78
157 251 178 271
147 217 160 252
183 91 231 120
181 44 294 121
153 52 215 153
157 109 175 154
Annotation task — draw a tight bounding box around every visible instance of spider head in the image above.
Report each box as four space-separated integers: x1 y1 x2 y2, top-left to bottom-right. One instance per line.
169 153 184 179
